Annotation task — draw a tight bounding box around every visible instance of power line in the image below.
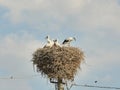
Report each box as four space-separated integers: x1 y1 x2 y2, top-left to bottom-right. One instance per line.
0 75 120 90
0 74 40 79
72 84 120 89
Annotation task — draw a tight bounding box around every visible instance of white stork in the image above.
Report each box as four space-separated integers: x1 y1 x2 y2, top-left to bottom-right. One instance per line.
44 35 54 48
62 37 76 46
53 39 61 47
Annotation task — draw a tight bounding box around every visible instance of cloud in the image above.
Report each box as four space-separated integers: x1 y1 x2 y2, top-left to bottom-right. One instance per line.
1 0 120 34
0 0 89 23
81 32 120 69
0 1 120 88
75 26 120 81
0 33 43 75
64 0 119 32
0 32 57 90
0 32 45 90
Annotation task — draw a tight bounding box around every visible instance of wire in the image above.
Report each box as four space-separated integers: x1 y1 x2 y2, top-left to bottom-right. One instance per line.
0 74 40 80
0 75 120 90
73 84 120 89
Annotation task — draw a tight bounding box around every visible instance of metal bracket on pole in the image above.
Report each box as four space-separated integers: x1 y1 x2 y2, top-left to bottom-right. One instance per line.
50 78 65 90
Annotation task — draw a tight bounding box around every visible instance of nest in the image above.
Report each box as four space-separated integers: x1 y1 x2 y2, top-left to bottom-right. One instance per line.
32 45 84 81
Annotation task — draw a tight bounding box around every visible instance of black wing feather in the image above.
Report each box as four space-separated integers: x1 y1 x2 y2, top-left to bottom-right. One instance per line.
62 39 69 44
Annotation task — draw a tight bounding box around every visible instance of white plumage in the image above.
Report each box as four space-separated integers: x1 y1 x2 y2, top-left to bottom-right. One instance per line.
44 36 54 48
62 37 76 46
53 39 61 47
44 36 76 47
45 36 53 43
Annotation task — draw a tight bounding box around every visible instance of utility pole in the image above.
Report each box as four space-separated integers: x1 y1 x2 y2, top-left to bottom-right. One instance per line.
50 78 64 90
57 78 64 90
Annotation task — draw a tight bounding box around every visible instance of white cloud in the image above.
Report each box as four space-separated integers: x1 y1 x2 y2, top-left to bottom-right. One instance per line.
0 33 43 74
0 0 89 23
81 32 120 69
0 0 120 88
1 0 120 34
0 33 44 90
71 0 120 32
75 28 120 81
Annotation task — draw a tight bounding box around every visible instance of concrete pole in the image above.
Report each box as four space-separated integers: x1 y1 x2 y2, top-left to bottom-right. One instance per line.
57 78 64 90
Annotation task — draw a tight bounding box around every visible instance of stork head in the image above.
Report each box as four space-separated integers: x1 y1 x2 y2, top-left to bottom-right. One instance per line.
73 37 76 41
53 39 57 42
45 35 49 39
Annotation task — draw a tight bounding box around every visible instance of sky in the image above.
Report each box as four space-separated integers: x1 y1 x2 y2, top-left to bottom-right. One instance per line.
0 0 120 90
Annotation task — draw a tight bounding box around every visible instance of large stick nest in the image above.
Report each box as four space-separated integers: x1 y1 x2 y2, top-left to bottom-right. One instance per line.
32 45 84 81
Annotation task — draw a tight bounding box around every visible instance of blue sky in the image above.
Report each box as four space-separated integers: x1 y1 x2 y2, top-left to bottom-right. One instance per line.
0 0 120 90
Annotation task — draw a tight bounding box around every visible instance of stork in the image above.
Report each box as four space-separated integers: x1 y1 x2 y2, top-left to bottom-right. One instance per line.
44 35 54 48
53 39 61 47
62 37 76 46
45 36 53 43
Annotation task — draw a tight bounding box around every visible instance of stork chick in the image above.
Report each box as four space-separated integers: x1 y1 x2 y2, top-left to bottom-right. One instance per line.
44 35 54 48
53 39 61 47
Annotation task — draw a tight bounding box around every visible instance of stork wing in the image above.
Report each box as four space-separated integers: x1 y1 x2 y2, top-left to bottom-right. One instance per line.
62 40 69 44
